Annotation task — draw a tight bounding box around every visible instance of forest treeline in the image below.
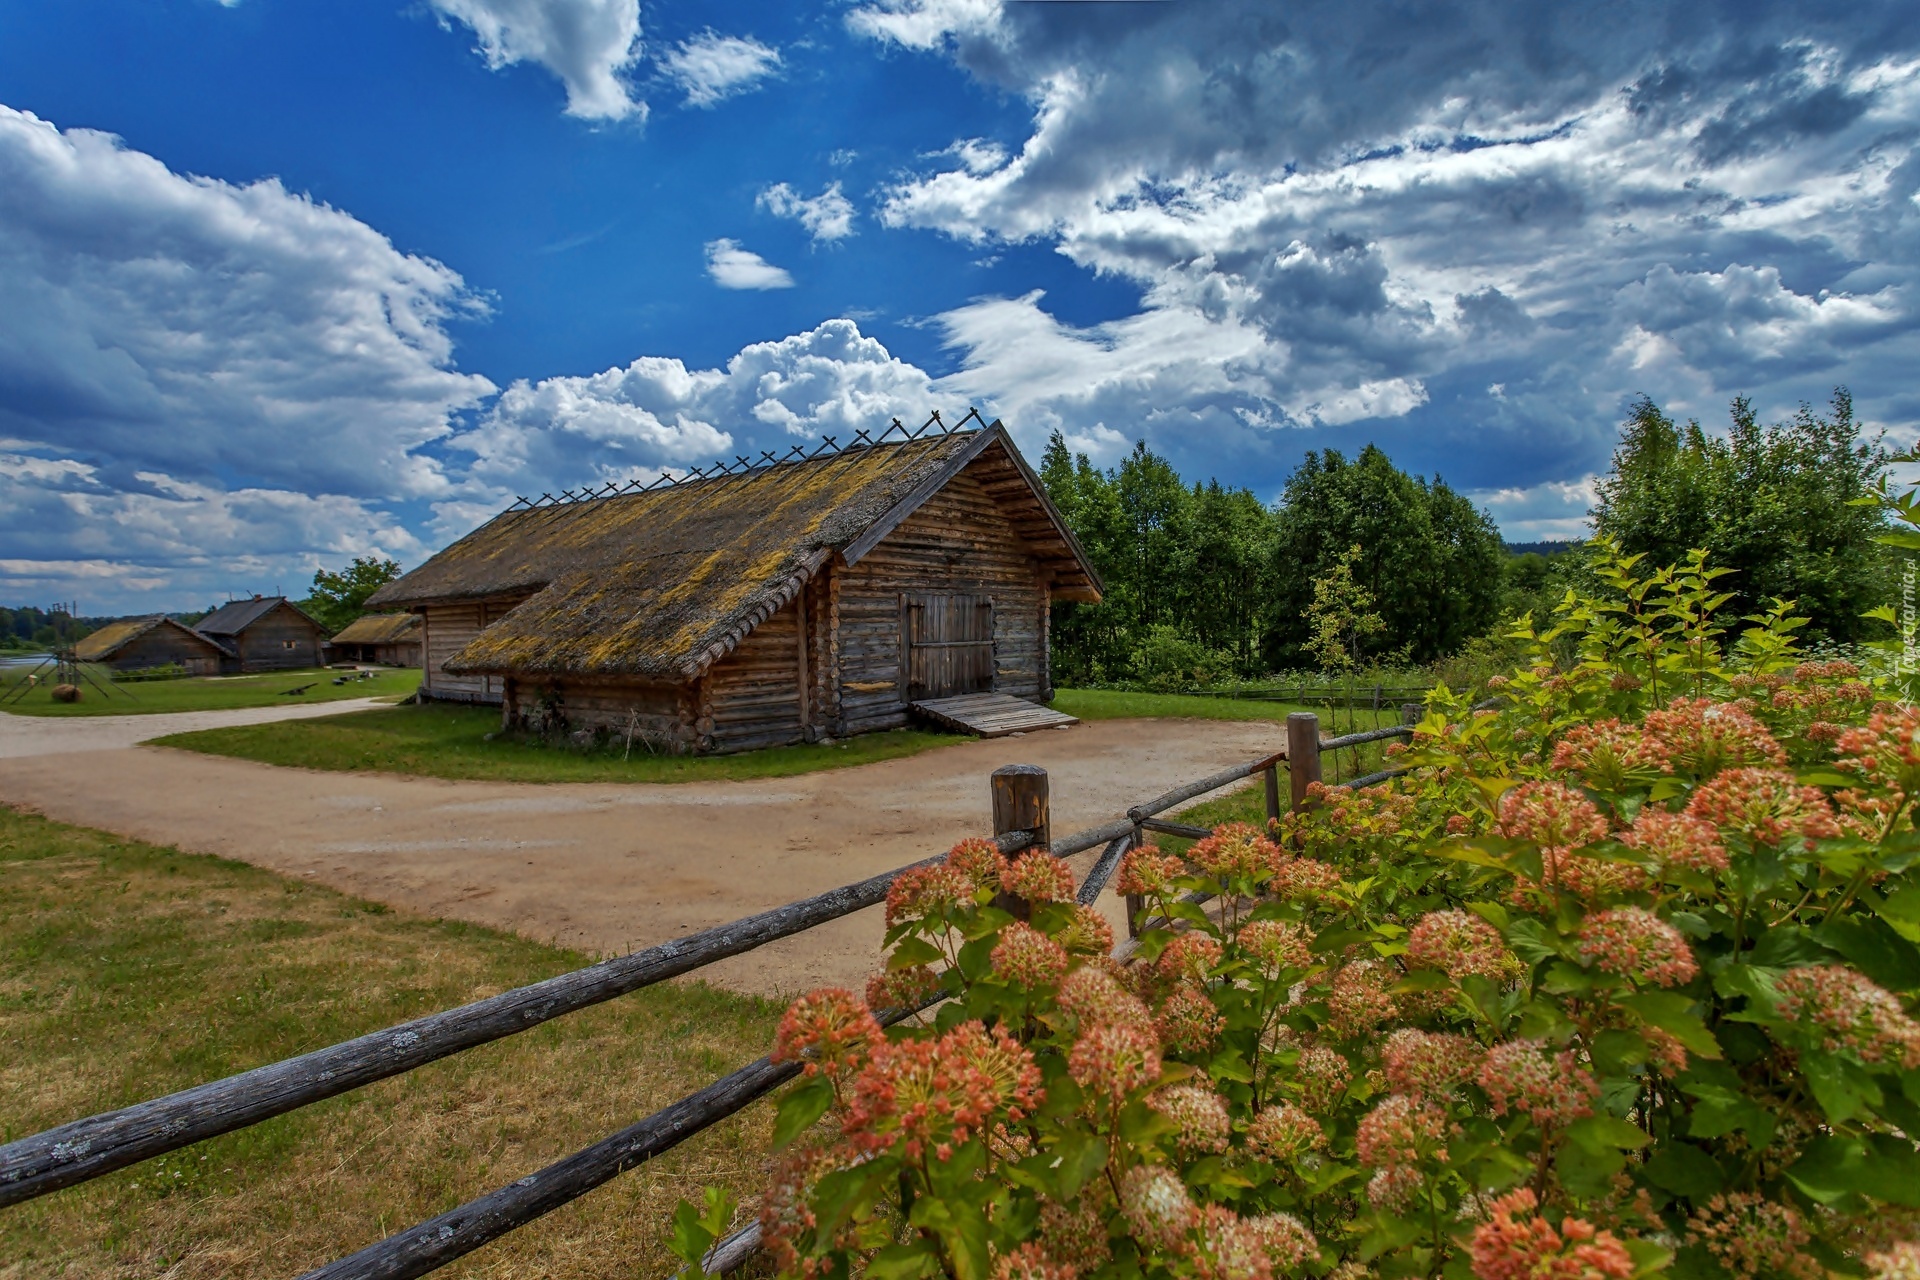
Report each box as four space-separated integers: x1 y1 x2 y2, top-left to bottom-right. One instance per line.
1040 387 1893 687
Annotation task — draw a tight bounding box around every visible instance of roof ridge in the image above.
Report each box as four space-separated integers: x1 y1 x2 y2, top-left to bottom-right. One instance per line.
499 407 986 515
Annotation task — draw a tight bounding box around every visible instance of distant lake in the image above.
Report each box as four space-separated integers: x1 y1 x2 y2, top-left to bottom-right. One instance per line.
0 653 54 667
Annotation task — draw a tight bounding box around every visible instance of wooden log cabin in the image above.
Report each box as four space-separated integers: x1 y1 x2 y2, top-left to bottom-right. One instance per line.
74 616 229 676
366 419 1103 753
326 612 423 667
194 596 331 673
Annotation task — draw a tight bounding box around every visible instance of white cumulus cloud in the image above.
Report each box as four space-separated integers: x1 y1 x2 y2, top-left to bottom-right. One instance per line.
705 238 795 289
429 0 644 120
660 31 781 107
758 182 857 243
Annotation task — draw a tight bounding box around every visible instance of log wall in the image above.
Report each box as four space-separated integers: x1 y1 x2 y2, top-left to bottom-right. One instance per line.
228 604 327 672
99 628 223 676
703 598 805 752
834 461 1047 735
420 597 528 703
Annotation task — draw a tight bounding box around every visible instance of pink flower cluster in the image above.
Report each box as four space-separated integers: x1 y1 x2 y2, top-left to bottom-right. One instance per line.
1687 1192 1821 1280
1355 1093 1451 1171
992 1241 1075 1280
1498 781 1609 849
1407 909 1521 981
992 921 1070 989
885 862 973 928
1835 706 1920 800
1576 908 1698 987
1187 822 1280 880
1057 964 1152 1034
1468 1189 1634 1280
947 835 1009 889
1157 985 1227 1053
1773 965 1920 1068
844 1020 1043 1161
773 987 881 1076
1642 697 1786 777
1149 1084 1232 1155
1293 1046 1353 1114
1268 854 1344 900
1382 1028 1485 1099
1115 844 1185 896
1550 718 1672 789
1238 918 1314 972
1623 808 1728 874
1003 851 1075 903
1686 767 1839 846
1247 1102 1325 1161
1325 960 1400 1038
865 964 944 1013
1477 1039 1598 1129
1069 1021 1162 1103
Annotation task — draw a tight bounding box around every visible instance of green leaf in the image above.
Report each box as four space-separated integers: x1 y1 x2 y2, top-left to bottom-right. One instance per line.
1785 1135 1869 1205
1557 1134 1627 1197
888 936 945 969
1640 1144 1724 1199
1801 1049 1880 1124
670 1199 718 1274
1619 991 1722 1059
1566 1113 1651 1151
1209 1046 1255 1083
1877 881 1920 929
772 1075 835 1147
866 1241 940 1280
1047 1132 1108 1199
812 1162 890 1242
1814 917 1920 992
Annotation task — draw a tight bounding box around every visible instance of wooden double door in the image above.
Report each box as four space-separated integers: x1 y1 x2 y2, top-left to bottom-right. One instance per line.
904 593 995 700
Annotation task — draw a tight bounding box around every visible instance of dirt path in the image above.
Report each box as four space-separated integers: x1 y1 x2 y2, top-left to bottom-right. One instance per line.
0 698 394 758
0 716 1280 997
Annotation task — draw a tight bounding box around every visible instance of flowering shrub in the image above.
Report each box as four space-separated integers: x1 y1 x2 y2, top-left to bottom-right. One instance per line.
676 543 1920 1280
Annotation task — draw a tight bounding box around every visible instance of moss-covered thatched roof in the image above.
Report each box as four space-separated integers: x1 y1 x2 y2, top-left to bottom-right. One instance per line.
368 425 1099 681
75 616 228 662
328 613 421 645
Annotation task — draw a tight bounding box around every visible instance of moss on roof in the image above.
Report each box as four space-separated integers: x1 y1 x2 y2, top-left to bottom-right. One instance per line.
368 428 1099 681
329 613 421 645
75 617 226 662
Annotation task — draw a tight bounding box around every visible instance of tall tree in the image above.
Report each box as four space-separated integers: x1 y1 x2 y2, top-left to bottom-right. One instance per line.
1590 388 1889 641
302 556 402 633
1264 446 1505 667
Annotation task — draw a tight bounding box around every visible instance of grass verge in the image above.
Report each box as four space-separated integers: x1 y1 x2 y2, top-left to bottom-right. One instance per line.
0 666 422 716
0 805 782 1278
1053 687 1407 728
152 702 963 784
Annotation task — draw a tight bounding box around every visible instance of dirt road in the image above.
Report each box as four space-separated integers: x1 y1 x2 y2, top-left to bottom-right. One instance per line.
0 715 1278 997
0 698 394 758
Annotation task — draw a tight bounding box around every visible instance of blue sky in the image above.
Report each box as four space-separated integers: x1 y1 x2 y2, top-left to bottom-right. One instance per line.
3 0 1919 613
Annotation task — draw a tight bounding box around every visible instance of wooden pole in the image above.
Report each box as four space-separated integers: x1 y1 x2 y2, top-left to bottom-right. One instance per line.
1287 712 1322 811
1401 701 1422 726
991 764 1049 920
1263 764 1281 828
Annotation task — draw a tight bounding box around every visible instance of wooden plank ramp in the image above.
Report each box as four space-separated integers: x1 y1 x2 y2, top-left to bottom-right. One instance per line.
911 692 1079 738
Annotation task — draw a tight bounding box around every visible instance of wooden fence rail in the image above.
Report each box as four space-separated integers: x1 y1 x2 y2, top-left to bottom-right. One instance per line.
1 710 1423 1279
0 833 1034 1204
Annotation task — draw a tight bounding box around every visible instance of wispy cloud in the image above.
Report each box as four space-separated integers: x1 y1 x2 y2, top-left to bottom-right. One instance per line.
429 0 644 120
704 238 794 289
660 31 780 107
758 182 857 243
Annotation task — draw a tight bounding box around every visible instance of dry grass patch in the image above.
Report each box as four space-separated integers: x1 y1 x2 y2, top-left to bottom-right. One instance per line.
0 805 783 1278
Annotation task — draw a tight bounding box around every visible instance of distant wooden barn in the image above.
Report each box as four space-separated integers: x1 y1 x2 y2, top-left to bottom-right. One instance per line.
194 596 330 673
327 612 423 667
74 616 228 676
367 418 1102 753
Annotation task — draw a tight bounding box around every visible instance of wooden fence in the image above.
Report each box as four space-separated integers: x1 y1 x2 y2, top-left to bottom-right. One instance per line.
0 709 1418 1279
1113 681 1432 711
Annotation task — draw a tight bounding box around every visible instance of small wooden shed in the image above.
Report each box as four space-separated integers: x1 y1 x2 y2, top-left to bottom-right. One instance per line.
74 616 228 676
327 612 422 667
194 596 330 673
367 419 1102 753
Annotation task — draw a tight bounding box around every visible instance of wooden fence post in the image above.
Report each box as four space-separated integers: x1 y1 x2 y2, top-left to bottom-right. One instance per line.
1263 763 1282 828
1287 712 1322 811
991 764 1049 920
1401 702 1422 726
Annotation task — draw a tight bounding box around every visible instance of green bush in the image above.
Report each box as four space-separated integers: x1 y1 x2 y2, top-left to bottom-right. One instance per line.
682 542 1920 1280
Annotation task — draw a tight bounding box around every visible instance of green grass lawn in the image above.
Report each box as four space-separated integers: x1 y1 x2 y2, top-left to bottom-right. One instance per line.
1054 686 1406 730
0 665 422 716
0 804 783 1279
154 701 965 783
